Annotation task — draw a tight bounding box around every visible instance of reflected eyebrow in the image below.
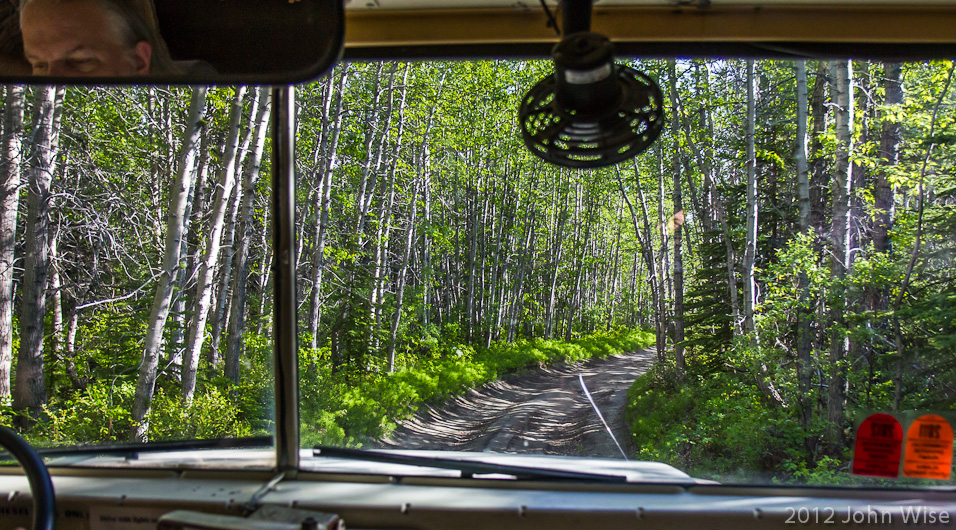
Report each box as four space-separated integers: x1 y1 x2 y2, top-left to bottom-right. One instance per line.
65 45 92 55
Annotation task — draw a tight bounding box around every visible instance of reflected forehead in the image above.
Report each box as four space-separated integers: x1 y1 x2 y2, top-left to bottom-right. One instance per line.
21 0 126 49
22 0 115 31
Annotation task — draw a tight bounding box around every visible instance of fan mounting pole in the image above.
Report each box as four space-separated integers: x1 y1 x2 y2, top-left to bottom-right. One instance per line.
561 0 593 35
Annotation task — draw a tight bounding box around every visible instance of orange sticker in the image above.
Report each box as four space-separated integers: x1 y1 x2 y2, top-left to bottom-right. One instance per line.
852 413 903 477
903 414 954 480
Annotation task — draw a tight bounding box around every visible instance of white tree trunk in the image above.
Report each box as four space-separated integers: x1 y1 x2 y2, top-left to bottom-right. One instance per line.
826 60 854 451
0 85 25 399
795 60 813 428
13 85 64 421
131 87 207 442
742 59 759 340
308 65 349 350
225 88 271 383
182 87 248 404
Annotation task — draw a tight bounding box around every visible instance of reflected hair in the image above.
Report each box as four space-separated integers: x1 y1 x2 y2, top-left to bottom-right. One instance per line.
20 0 176 74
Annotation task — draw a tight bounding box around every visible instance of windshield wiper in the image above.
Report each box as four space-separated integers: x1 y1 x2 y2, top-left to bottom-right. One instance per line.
313 446 628 483
0 436 273 461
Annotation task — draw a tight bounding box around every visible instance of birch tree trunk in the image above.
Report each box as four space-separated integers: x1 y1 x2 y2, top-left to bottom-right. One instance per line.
387 176 421 372
0 84 25 399
565 195 594 341
182 87 247 404
742 59 759 341
794 60 814 430
173 129 211 372
225 88 271 384
372 65 411 346
668 60 686 377
131 87 207 442
618 163 665 361
209 88 263 363
545 179 569 338
308 65 349 350
826 60 853 453
13 85 64 422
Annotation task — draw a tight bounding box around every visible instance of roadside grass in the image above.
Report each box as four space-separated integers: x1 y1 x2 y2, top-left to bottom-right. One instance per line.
625 362 808 482
300 328 655 447
624 361 913 485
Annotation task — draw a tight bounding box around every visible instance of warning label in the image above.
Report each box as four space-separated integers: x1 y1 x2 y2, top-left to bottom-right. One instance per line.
852 413 903 478
903 414 954 480
89 506 168 530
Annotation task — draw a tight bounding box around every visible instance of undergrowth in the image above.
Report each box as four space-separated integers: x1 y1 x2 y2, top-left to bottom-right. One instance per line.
624 361 934 486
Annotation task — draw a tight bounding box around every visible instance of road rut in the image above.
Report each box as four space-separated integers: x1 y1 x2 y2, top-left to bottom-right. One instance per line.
378 348 657 458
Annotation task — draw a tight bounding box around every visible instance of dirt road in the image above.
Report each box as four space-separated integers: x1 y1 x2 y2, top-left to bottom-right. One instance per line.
378 348 657 459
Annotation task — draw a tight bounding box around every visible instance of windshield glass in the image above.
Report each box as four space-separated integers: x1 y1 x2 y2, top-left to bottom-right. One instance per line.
295 58 956 487
1 58 953 487
0 86 276 468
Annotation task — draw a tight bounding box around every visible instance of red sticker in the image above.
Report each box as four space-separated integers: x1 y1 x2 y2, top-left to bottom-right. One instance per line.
852 413 903 477
903 414 954 480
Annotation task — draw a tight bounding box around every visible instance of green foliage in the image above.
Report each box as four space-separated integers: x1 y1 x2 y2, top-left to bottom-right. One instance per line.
37 382 136 444
146 387 253 441
682 229 735 362
627 362 832 483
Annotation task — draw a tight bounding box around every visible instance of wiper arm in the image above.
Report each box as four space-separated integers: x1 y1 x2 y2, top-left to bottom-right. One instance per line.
0 436 273 461
313 446 628 483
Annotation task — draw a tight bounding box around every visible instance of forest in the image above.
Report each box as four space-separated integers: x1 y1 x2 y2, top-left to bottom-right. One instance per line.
0 58 953 484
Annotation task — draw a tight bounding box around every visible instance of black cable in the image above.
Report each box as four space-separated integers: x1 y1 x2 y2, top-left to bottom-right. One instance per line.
538 0 560 36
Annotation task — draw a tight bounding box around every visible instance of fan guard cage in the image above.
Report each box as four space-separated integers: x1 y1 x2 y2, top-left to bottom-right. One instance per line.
518 65 665 169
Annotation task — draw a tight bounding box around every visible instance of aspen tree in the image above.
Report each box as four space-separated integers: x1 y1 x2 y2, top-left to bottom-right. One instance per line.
0 85 25 399
13 85 64 422
132 87 207 442
182 87 248 404
826 60 853 452
225 88 272 383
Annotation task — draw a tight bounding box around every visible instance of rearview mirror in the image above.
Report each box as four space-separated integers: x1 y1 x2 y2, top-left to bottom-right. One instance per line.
0 0 344 83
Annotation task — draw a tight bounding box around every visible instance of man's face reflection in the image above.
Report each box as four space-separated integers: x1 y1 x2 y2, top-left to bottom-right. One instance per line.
20 0 151 76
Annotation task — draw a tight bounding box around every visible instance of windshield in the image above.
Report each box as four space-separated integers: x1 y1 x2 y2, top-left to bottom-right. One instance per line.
1 58 954 488
293 58 956 487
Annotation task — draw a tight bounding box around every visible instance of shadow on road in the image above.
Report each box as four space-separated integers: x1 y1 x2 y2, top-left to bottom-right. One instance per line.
378 348 657 459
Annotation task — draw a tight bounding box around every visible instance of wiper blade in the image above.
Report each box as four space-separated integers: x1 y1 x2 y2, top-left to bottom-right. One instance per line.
0 436 273 461
313 446 628 483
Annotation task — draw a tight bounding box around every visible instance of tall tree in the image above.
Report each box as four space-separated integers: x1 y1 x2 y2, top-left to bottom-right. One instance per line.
742 59 758 340
307 65 349 350
182 87 248 403
13 85 64 422
0 85 25 399
826 60 853 452
794 60 814 430
873 63 902 260
668 60 686 377
132 87 208 442
224 88 271 384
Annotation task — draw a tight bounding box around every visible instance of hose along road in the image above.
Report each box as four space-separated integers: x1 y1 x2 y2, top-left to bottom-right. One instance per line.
378 348 657 458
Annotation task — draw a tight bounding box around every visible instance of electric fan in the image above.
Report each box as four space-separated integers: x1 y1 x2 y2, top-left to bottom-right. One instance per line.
518 0 665 169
